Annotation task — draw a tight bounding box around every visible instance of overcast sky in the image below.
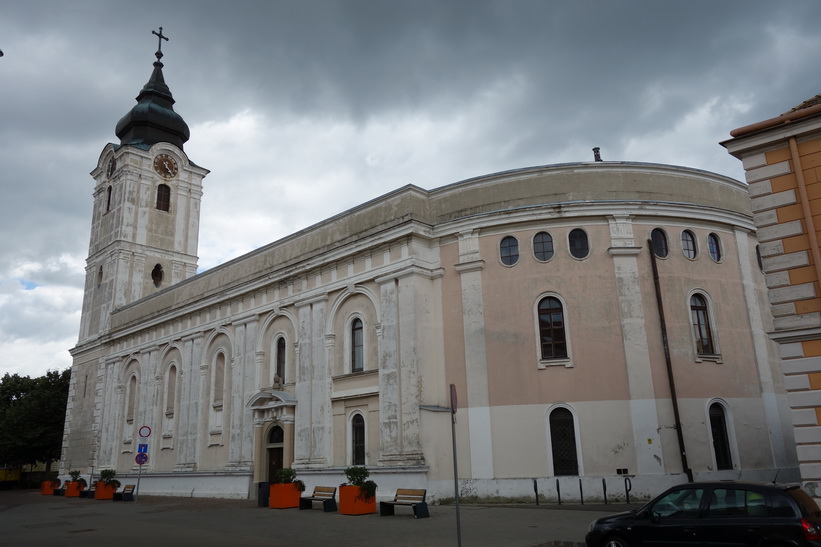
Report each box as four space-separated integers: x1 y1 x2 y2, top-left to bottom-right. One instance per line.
1 1 819 379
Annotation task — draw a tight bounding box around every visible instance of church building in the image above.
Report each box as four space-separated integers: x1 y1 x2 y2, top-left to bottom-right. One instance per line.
61 40 798 501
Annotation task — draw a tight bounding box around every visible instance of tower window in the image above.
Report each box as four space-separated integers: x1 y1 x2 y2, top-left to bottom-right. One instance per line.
106 186 113 213
156 184 171 212
151 264 164 288
97 265 103 287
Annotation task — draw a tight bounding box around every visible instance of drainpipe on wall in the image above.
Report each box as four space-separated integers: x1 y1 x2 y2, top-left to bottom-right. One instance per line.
648 239 694 482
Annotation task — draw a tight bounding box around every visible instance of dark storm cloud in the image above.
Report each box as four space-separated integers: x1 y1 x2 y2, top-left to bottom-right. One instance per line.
1 0 819 377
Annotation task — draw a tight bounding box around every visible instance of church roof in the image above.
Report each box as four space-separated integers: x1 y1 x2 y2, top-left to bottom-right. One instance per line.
115 33 190 150
784 93 821 114
729 91 821 138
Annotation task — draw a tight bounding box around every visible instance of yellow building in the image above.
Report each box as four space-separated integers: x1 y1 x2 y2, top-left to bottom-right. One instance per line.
723 93 821 498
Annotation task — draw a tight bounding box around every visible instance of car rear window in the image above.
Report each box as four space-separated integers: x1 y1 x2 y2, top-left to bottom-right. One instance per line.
787 488 821 518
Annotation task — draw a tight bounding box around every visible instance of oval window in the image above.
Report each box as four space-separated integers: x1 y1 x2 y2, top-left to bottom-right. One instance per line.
568 229 589 259
681 230 697 259
500 236 519 266
533 232 554 261
651 228 668 258
707 233 722 262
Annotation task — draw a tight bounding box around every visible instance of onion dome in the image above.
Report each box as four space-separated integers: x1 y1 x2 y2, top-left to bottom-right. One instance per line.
115 30 189 150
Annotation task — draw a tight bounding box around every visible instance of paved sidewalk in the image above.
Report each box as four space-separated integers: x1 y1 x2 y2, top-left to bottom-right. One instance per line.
0 489 638 547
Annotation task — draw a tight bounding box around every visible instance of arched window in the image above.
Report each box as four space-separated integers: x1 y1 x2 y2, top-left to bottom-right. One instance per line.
709 403 733 470
549 407 579 476
275 337 286 384
533 232 554 261
156 183 171 212
151 264 164 288
707 233 722 262
269 425 284 444
568 229 589 259
166 365 177 415
681 230 698 259
97 265 103 287
106 185 113 212
351 318 364 373
351 413 366 465
690 294 715 355
651 228 669 258
500 236 519 266
538 297 568 360
126 374 138 423
213 352 225 406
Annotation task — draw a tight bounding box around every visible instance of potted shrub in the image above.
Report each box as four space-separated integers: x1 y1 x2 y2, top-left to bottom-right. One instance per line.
269 468 305 509
339 466 377 515
94 469 121 500
64 470 87 498
40 477 60 496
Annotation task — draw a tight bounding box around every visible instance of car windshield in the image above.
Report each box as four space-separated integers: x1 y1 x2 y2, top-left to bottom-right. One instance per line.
651 488 705 518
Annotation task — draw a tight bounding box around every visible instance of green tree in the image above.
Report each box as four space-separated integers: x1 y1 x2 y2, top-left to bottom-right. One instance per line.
0 369 70 471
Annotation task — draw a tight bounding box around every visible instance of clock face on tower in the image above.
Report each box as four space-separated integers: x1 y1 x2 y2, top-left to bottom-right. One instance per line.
153 153 179 179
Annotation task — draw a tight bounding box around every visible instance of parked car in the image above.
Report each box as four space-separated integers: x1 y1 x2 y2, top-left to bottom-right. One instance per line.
586 481 821 547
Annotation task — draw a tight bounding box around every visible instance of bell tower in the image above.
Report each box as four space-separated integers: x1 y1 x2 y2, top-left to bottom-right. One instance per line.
78 28 208 342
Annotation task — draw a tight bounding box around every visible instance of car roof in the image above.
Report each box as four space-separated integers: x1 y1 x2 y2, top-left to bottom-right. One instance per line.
667 481 801 492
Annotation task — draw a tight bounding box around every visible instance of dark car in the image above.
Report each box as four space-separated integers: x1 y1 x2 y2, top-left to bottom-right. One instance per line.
586 481 821 547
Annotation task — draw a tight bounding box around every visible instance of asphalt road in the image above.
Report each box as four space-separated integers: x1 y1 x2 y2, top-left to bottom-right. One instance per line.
0 489 637 547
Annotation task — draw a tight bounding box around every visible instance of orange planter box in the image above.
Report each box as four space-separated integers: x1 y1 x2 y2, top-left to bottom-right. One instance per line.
94 482 117 500
338 485 376 515
40 481 58 495
65 481 85 498
269 483 301 509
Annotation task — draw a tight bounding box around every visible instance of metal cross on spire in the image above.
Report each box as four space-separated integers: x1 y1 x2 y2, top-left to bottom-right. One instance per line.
152 27 169 61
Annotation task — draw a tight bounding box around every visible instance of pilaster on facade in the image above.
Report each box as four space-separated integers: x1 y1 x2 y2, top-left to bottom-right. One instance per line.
606 215 664 474
377 274 425 466
455 231 494 479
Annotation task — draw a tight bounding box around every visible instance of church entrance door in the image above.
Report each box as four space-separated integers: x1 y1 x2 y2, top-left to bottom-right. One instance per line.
266 425 285 481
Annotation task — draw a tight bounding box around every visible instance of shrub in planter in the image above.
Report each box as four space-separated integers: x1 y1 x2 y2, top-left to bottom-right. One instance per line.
65 471 87 498
41 478 60 495
269 468 305 509
94 469 121 500
339 466 377 515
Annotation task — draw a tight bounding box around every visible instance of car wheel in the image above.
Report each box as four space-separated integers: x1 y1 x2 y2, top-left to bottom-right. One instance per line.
604 536 630 547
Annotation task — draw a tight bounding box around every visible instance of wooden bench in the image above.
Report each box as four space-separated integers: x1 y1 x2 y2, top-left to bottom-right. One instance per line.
379 488 429 518
299 486 337 512
113 484 135 502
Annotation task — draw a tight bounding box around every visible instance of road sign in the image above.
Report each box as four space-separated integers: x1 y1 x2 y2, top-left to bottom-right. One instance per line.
135 453 148 465
138 443 148 454
138 426 152 438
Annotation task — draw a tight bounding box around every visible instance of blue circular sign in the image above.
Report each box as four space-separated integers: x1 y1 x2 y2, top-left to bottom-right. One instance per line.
135 453 148 465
